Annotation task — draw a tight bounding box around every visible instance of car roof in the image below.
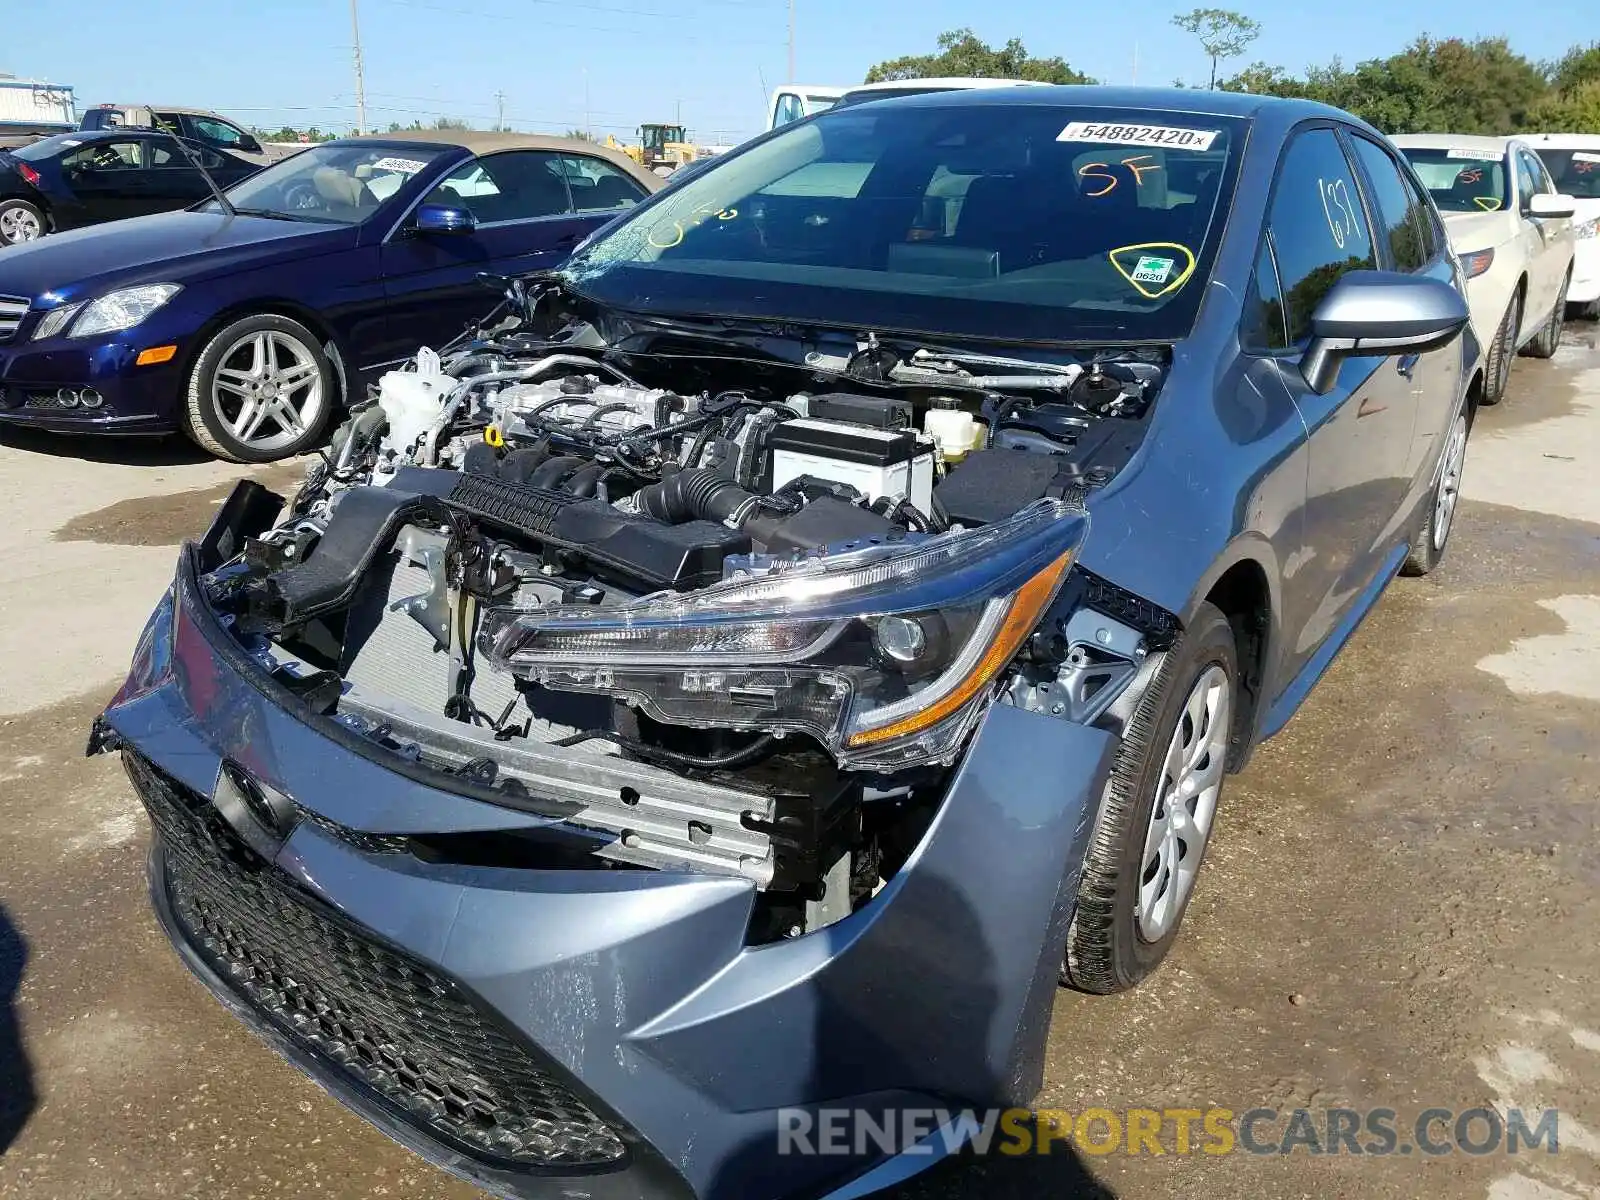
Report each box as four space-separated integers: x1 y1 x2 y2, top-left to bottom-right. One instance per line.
1520 132 1600 149
331 128 662 191
1390 133 1526 154
842 77 1054 94
844 83 1353 123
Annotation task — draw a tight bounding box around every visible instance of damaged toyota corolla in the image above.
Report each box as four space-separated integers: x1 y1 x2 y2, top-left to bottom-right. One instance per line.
92 88 1477 1199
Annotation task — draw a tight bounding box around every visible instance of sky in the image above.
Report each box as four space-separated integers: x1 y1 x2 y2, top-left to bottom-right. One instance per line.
8 0 1594 146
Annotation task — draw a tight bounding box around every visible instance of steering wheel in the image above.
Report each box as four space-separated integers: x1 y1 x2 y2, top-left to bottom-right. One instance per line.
281 181 326 212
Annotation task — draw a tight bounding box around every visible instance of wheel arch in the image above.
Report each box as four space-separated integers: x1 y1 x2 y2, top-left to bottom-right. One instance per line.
179 299 349 408
1185 547 1277 772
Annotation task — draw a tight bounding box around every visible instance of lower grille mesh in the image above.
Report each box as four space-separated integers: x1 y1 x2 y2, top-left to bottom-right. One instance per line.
125 752 627 1169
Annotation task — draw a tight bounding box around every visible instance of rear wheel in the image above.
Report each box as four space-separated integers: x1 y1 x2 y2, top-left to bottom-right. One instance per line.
183 314 334 462
1401 402 1469 577
0 198 44 246
1521 272 1569 360
1479 290 1522 406
1064 602 1238 994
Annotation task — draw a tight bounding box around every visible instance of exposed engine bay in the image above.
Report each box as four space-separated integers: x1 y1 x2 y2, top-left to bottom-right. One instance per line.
199 302 1179 940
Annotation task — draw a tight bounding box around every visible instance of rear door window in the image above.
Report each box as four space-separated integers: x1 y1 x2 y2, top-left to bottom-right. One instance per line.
1348 135 1427 271
1263 127 1375 344
559 155 648 211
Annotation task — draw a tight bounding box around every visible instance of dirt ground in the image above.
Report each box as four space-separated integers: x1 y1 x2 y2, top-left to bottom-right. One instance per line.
1 327 1598 1200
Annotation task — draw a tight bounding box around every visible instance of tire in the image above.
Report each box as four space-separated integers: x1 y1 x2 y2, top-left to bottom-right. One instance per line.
0 198 45 246
1401 401 1469 577
1520 272 1569 360
1479 290 1521 406
1064 602 1239 994
183 313 335 462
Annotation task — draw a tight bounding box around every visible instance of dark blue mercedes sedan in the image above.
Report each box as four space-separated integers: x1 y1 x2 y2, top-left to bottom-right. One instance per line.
0 131 657 460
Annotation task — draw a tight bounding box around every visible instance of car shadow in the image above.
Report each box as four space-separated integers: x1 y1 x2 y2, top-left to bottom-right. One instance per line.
0 424 215 466
0 903 34 1155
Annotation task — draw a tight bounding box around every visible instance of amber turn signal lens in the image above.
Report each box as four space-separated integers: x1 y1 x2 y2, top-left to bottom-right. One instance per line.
135 344 178 366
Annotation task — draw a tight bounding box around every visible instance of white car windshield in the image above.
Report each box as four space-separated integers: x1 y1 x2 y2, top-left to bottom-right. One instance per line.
1399 147 1511 213
203 143 451 223
1533 147 1600 201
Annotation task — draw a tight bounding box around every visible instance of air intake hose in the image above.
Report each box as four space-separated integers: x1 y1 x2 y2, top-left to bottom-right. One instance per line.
634 468 758 525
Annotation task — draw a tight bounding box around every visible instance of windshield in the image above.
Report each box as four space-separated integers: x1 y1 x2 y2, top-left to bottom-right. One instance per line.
1399 147 1510 213
563 104 1243 343
203 142 451 223
1533 147 1600 201
12 133 92 162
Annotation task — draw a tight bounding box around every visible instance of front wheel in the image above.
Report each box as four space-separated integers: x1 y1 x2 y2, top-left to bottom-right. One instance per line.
1063 602 1239 994
0 198 45 246
183 314 334 462
1521 272 1569 360
1479 290 1521 406
1401 403 1470 577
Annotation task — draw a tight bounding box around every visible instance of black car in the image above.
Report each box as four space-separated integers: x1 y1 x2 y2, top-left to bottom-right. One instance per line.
0 129 260 247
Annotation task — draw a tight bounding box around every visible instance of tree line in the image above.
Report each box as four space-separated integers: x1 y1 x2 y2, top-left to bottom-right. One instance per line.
866 24 1600 134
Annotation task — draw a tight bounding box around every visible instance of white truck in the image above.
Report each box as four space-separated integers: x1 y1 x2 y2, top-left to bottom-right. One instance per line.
766 78 1050 132
0 76 77 150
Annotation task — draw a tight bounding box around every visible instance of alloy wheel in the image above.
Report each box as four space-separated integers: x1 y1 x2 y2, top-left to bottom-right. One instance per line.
1432 413 1469 552
0 206 42 245
1136 665 1232 942
210 330 326 456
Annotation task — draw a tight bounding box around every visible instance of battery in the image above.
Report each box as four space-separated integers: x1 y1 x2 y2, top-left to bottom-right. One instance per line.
767 418 935 513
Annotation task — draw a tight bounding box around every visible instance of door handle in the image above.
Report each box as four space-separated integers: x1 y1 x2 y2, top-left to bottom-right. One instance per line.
1396 354 1420 379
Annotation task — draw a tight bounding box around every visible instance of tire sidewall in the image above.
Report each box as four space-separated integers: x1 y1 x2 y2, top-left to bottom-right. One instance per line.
1067 603 1240 991
186 314 334 462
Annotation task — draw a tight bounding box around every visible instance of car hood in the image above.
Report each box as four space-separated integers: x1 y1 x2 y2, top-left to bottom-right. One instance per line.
0 210 358 301
1439 210 1517 254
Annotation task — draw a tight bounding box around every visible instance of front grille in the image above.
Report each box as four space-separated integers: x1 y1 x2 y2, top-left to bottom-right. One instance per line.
0 295 27 342
124 752 627 1169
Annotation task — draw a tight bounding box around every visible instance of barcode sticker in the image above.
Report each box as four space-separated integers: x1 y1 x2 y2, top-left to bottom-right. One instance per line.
1057 122 1220 151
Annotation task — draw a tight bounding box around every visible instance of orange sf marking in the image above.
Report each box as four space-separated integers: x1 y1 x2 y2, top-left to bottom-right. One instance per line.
1078 155 1164 197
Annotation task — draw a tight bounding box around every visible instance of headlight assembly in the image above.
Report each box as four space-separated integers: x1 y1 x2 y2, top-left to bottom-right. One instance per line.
30 302 83 341
481 498 1089 770
64 283 182 338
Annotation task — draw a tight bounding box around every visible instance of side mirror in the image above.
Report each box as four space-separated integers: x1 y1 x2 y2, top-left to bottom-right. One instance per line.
1529 192 1576 219
238 134 263 155
415 204 475 235
1300 270 1469 396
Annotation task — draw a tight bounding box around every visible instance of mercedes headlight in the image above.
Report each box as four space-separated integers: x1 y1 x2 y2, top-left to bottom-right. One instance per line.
481 498 1089 770
65 284 182 338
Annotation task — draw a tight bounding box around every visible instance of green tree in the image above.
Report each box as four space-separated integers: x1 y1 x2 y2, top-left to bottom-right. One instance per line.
1218 60 1307 96
864 28 1092 85
432 116 472 131
1171 8 1262 89
564 128 597 142
1527 79 1600 131
1549 42 1600 94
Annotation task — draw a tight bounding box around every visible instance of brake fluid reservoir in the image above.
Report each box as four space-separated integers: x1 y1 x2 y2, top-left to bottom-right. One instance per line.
924 398 976 465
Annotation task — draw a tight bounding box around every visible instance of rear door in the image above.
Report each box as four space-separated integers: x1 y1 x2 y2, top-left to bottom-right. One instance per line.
1249 125 1415 686
1345 132 1463 504
377 149 595 363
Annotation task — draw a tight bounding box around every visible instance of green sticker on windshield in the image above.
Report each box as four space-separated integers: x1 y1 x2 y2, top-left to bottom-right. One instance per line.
1131 255 1174 285
1110 243 1196 299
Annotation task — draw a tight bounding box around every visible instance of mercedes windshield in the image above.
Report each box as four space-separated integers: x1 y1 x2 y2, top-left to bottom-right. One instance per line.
561 103 1245 344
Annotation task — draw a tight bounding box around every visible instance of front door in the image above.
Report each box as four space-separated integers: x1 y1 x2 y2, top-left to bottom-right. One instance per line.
376 150 598 365
54 138 151 227
1255 126 1417 688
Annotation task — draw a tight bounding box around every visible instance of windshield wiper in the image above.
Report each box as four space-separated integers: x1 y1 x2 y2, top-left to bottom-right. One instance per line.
229 206 324 223
150 111 234 217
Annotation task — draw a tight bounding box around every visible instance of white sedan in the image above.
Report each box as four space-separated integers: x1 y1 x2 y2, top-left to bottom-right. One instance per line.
1394 134 1576 403
1525 133 1600 320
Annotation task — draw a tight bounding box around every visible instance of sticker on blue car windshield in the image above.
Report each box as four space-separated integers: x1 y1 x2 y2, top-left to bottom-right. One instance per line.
1057 122 1221 151
1130 255 1175 284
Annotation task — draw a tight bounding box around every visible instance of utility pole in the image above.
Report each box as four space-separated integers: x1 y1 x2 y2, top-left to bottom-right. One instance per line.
349 0 367 135
787 0 795 82
494 89 506 131
583 68 591 140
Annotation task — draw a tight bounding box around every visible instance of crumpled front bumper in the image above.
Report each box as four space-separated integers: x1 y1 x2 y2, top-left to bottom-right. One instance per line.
97 498 1117 1200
